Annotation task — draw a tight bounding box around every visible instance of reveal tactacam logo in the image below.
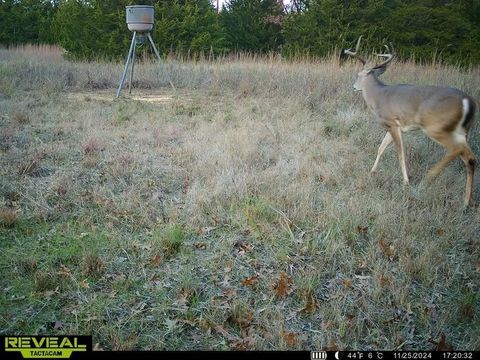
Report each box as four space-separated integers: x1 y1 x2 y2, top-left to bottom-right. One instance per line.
2 336 91 359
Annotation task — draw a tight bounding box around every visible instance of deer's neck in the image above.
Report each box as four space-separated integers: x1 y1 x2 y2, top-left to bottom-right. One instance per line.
362 76 386 109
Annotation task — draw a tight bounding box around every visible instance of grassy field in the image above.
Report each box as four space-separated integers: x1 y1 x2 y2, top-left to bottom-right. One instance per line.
0 45 479 351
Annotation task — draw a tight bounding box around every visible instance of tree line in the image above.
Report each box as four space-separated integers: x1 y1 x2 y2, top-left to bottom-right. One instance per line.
1 0 479 65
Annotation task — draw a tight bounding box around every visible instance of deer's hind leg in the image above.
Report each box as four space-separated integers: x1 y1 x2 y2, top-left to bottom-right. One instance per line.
426 132 463 183
425 132 461 182
459 144 475 206
425 131 475 206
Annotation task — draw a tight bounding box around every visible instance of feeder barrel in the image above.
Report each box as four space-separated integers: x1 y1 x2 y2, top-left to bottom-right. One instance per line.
126 5 154 32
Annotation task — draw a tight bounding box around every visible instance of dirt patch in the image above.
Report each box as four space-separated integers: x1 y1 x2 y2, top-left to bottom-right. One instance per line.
66 90 173 103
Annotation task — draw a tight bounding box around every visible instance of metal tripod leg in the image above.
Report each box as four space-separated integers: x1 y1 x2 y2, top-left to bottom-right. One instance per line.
128 37 136 94
116 31 137 98
147 32 175 90
147 32 161 61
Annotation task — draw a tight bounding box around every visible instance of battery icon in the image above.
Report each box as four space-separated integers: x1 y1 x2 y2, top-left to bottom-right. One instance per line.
311 351 328 359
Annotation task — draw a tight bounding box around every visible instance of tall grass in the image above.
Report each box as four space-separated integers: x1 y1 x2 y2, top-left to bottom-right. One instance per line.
0 44 479 350
1 44 478 95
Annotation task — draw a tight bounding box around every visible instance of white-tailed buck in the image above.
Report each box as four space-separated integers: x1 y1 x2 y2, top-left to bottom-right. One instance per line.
344 36 477 206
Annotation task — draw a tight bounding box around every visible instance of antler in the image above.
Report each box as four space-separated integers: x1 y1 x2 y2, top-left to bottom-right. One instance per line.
372 44 394 69
343 36 366 66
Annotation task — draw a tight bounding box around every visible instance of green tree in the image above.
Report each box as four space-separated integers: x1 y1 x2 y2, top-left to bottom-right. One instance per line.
0 0 57 45
220 0 285 52
282 0 480 65
52 0 134 60
2 0 479 64
52 0 95 59
51 0 226 60
153 0 227 56
385 1 480 64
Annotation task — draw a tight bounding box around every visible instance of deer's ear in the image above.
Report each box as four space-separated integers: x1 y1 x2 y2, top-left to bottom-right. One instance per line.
339 49 350 66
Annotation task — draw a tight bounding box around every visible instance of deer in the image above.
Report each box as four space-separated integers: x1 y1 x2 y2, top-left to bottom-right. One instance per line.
343 36 477 206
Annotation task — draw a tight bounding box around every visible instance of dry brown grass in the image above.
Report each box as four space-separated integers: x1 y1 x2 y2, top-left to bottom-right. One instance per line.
0 45 479 351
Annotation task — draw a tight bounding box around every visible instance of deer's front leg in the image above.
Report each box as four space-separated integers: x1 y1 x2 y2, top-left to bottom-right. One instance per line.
389 126 409 184
371 131 393 173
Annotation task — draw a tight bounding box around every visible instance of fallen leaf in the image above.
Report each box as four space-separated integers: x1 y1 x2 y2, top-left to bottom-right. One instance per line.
283 331 298 347
241 274 259 287
436 228 445 236
204 226 217 234
300 291 318 314
429 333 453 351
379 238 396 261
199 319 211 331
326 338 338 351
214 325 238 341
183 176 190 194
273 271 292 298
342 278 353 288
57 264 72 277
346 314 356 323
234 241 255 256
357 258 369 269
239 242 254 252
180 287 191 298
48 321 64 330
43 287 59 299
79 279 90 289
150 253 162 267
230 336 255 350
222 288 237 299
174 288 190 309
379 273 390 287
227 311 253 328
357 226 368 234
111 334 138 351
193 242 207 249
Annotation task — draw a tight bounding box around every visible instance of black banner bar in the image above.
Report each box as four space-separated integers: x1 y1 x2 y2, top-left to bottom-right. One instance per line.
1 336 478 360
